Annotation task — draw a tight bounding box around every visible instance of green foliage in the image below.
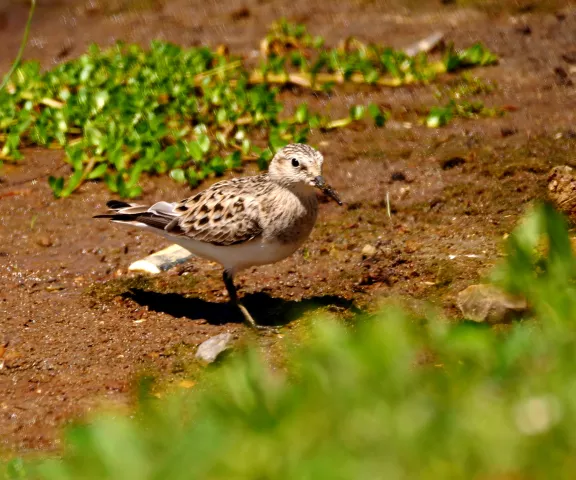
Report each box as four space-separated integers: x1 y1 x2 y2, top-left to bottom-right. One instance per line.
0 0 36 92
426 99 503 127
443 42 499 72
4 204 576 479
426 74 503 127
493 202 576 325
0 39 369 198
426 105 454 128
0 41 296 197
0 20 498 198
261 19 497 89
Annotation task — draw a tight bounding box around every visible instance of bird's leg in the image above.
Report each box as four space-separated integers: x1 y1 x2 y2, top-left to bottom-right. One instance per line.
223 270 259 329
222 271 279 334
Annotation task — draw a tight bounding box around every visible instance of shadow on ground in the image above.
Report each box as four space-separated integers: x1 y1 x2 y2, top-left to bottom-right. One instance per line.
125 289 360 327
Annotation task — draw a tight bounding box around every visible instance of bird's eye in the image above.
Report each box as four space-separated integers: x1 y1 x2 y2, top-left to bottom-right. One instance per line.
291 158 300 167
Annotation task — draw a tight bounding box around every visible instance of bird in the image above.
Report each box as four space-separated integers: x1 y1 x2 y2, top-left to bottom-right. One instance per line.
94 143 342 330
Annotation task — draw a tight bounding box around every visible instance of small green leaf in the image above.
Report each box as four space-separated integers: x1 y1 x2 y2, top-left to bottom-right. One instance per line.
84 123 104 148
209 156 226 176
269 132 287 151
367 103 386 127
364 69 379 84
94 90 110 111
426 106 453 128
349 105 365 121
188 141 204 162
308 115 321 129
61 166 84 197
295 104 309 124
186 168 200 187
170 168 186 183
197 134 211 154
241 138 251 155
48 176 64 198
87 163 108 180
225 151 242 169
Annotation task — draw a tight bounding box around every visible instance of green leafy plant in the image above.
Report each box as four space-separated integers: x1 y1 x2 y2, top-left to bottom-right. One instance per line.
0 21 498 198
443 42 498 72
257 20 498 90
0 39 383 198
426 105 454 128
426 74 503 127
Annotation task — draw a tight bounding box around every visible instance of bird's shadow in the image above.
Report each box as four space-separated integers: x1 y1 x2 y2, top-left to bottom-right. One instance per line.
124 289 360 327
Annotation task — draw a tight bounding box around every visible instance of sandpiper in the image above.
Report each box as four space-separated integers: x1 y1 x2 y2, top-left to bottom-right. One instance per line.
94 143 342 329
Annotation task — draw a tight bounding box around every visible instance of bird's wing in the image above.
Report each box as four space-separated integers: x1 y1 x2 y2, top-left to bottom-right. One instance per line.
174 177 265 245
95 177 267 246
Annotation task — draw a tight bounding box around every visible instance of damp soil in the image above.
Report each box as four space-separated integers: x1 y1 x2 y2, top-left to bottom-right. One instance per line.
1 0 576 454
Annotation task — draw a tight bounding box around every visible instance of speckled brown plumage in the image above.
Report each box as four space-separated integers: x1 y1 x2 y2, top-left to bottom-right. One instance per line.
168 175 273 245
94 143 342 329
96 144 333 248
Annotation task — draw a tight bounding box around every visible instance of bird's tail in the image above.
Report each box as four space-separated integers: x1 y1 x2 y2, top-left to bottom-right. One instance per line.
94 200 181 232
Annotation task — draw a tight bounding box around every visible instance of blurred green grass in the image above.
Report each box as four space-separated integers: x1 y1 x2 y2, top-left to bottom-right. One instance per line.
4 203 576 479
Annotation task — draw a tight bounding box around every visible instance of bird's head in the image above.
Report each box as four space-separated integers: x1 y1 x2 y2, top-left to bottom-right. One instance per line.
268 143 342 205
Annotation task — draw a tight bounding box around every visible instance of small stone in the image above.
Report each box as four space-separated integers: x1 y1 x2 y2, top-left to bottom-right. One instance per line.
129 244 194 274
457 284 528 324
196 333 234 364
361 244 378 257
403 31 444 57
36 235 53 248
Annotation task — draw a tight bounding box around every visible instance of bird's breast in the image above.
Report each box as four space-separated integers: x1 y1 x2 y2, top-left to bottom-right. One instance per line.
263 192 318 245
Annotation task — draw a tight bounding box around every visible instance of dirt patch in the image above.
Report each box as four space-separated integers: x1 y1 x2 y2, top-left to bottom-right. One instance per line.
2 0 576 454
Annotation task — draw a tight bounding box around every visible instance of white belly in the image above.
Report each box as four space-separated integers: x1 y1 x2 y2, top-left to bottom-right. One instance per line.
155 230 302 274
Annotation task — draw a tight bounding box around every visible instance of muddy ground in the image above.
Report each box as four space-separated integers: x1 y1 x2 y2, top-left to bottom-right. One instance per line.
1 0 576 454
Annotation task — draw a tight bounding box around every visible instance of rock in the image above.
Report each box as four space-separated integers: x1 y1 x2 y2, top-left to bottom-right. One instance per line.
457 284 528 324
45 284 65 292
547 165 576 222
129 244 194 274
36 235 53 248
361 244 377 257
404 31 444 57
195 333 234 364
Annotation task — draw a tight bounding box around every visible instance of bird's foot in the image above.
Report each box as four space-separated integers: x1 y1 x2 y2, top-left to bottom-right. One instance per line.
237 303 280 335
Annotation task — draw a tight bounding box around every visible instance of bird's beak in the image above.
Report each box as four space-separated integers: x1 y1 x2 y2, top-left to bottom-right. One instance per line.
313 176 343 206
